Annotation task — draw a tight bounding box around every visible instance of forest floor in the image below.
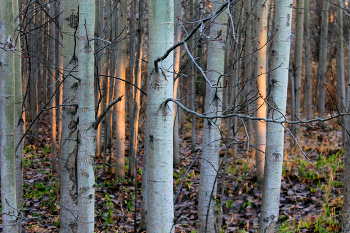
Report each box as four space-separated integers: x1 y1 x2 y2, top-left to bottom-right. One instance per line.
2 116 345 233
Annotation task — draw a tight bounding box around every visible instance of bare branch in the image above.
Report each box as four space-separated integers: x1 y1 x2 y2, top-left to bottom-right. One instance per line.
154 0 240 70
163 97 350 124
93 96 123 129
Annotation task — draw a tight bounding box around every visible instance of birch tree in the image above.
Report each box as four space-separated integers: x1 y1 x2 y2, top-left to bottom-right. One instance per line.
292 0 304 139
258 0 293 232
59 0 79 231
129 0 144 180
336 1 345 115
49 0 57 173
146 0 174 230
77 0 95 230
303 0 312 120
243 0 253 141
173 0 182 166
342 4 350 229
115 0 127 179
255 0 268 184
13 0 24 223
317 0 329 124
0 0 19 231
198 0 227 231
342 104 350 232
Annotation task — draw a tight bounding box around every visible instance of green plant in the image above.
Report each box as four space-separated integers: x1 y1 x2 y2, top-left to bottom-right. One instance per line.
24 145 34 154
43 146 51 155
242 200 254 208
103 194 114 232
226 200 233 208
125 157 129 173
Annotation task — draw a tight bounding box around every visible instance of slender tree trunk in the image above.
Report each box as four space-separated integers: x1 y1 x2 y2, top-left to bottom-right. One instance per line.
128 0 137 177
49 0 57 173
258 1 293 232
292 0 304 140
244 0 254 144
0 0 19 231
102 0 111 175
173 0 182 166
189 0 196 153
59 0 79 231
56 0 63 178
254 0 268 184
342 98 350 232
141 119 148 230
115 0 127 179
96 0 105 157
13 1 24 228
317 0 329 124
146 0 174 230
77 0 96 230
303 0 312 120
342 7 350 231
232 0 243 159
129 0 143 180
336 2 345 115
198 1 227 232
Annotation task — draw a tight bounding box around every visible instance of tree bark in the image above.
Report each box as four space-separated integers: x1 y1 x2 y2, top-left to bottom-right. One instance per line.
342 103 350 232
303 0 312 120
59 0 79 231
146 0 174 230
243 0 254 146
0 0 19 231
292 0 304 140
342 4 350 230
317 0 329 124
198 0 227 232
77 0 96 230
336 2 345 115
258 0 293 232
129 0 144 181
49 0 57 174
13 0 24 228
114 0 127 180
141 119 148 230
173 0 182 166
255 0 268 184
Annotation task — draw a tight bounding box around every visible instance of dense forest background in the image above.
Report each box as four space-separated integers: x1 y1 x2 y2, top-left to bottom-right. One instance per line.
1 0 350 232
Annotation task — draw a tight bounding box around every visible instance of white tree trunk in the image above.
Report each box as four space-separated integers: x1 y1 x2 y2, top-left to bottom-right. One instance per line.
146 0 174 230
59 0 79 231
258 0 293 232
13 0 24 227
77 0 96 231
198 1 227 232
255 0 268 184
0 0 18 231
114 0 127 180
